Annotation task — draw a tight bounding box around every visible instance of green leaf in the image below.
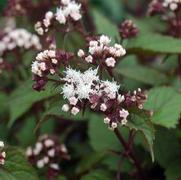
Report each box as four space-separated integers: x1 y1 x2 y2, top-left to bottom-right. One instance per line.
76 151 106 174
0 147 38 180
56 176 67 180
144 87 181 128
128 17 166 35
126 34 181 54
172 76 181 90
93 0 124 22
7 79 59 127
40 102 90 123
92 9 119 40
127 113 155 162
40 119 55 134
81 169 113 180
88 113 120 152
116 63 168 86
102 155 133 172
0 92 7 114
16 116 36 147
154 127 181 168
35 102 91 132
0 0 7 14
165 159 181 180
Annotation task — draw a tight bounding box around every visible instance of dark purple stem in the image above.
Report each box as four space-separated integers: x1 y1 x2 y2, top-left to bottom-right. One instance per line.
114 128 144 180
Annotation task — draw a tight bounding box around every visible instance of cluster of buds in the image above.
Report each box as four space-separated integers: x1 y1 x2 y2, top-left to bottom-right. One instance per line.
31 49 73 91
119 20 139 39
124 88 148 110
163 0 181 11
26 135 70 172
35 0 82 35
4 0 31 17
77 35 126 68
148 0 181 15
0 141 6 165
61 67 148 130
0 28 41 58
148 0 181 37
147 0 165 16
0 28 41 74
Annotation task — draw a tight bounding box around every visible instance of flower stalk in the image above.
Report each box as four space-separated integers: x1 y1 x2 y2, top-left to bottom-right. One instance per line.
114 128 144 180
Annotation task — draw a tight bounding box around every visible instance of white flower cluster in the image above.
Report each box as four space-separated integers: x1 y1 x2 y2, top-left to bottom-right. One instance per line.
163 0 181 11
26 135 68 170
0 28 41 57
78 35 126 68
35 11 54 35
35 0 82 35
62 68 99 100
0 141 6 165
61 67 131 130
61 67 120 115
31 50 57 77
56 0 82 23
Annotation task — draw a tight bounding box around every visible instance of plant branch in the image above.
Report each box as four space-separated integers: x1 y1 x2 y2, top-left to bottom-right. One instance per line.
114 128 144 180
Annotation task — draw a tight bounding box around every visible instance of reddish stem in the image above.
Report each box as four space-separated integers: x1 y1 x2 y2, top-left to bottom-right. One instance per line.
114 128 144 180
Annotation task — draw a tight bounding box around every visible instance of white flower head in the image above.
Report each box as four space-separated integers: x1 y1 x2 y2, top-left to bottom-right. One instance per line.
52 58 58 64
69 96 78 105
121 119 128 125
1 152 6 158
43 156 49 164
64 1 82 20
117 94 125 103
62 84 76 99
55 0 82 24
50 163 59 170
62 104 70 112
77 49 85 57
0 158 5 165
26 147 33 156
0 141 4 148
31 61 42 77
104 117 111 124
111 122 118 129
105 57 116 67
62 67 99 100
85 55 93 63
99 35 111 45
35 142 43 152
71 107 80 115
114 44 126 57
45 11 54 20
61 144 67 153
44 139 54 147
37 159 45 168
62 0 70 5
100 103 107 111
89 40 98 47
119 109 129 120
55 8 66 24
170 2 178 10
101 80 120 99
48 149 55 157
163 0 181 11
